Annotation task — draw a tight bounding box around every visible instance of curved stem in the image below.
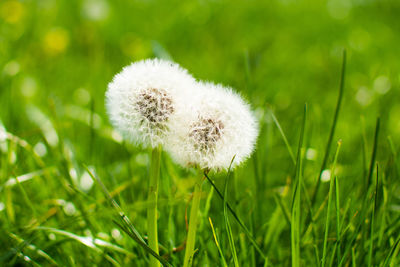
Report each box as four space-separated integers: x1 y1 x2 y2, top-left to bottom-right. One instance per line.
148 146 161 267
183 175 203 267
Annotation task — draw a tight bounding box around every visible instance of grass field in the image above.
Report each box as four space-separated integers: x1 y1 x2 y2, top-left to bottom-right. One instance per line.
1 0 400 266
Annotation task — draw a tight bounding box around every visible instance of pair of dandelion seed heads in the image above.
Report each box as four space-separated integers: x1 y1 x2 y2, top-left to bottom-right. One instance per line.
106 59 258 170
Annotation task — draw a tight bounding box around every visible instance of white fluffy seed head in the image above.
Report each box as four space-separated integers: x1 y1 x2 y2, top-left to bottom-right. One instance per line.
105 59 195 147
166 82 259 171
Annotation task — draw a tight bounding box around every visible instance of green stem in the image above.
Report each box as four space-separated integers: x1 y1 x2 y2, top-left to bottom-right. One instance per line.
148 146 161 267
183 175 203 267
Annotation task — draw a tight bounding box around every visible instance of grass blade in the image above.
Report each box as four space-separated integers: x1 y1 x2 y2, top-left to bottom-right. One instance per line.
35 226 134 256
223 157 239 267
83 165 172 267
269 108 296 165
382 234 400 267
203 172 266 259
112 220 172 267
321 140 342 267
368 163 379 267
273 192 291 226
209 217 228 267
291 103 307 267
367 118 380 188
339 118 380 266
335 168 342 263
311 49 346 205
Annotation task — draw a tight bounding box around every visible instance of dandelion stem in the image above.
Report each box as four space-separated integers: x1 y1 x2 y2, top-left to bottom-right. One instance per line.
148 145 161 267
183 175 204 267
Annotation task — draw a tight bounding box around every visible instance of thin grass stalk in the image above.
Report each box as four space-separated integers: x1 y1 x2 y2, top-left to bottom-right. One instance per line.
351 247 357 267
368 163 379 267
311 50 346 205
382 234 400 267
335 173 342 263
209 217 228 267
291 104 307 267
223 163 239 267
183 175 203 267
84 165 171 266
203 172 266 259
302 50 347 237
148 145 161 267
338 118 380 267
321 140 342 267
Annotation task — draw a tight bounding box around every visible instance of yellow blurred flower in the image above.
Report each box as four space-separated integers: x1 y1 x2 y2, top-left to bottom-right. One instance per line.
43 28 70 55
1 0 24 24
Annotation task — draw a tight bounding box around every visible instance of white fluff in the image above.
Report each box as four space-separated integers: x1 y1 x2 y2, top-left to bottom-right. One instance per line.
166 82 259 171
105 59 196 147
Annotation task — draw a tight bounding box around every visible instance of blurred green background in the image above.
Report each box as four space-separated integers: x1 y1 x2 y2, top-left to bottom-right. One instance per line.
1 0 400 266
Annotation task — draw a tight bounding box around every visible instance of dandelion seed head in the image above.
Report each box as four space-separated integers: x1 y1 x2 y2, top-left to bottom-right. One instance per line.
189 117 224 153
166 82 259 171
135 87 174 131
106 59 195 147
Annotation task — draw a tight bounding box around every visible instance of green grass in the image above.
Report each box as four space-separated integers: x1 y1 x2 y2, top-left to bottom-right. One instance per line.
1 0 400 266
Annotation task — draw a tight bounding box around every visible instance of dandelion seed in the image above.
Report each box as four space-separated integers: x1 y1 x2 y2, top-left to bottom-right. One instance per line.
106 58 196 147
166 82 258 171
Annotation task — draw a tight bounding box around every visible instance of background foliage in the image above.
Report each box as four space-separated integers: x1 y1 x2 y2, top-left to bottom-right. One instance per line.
1 0 400 266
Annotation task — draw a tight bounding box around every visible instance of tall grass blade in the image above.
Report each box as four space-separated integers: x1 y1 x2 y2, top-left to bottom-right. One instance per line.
269 109 296 164
311 50 346 205
368 163 379 267
273 192 291 226
321 140 342 267
8 232 59 266
382 234 400 267
183 174 204 267
339 117 380 266
291 103 307 267
367 118 380 188
335 169 342 263
223 157 239 267
209 217 228 267
113 221 173 266
83 165 172 266
36 226 134 256
203 172 266 259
